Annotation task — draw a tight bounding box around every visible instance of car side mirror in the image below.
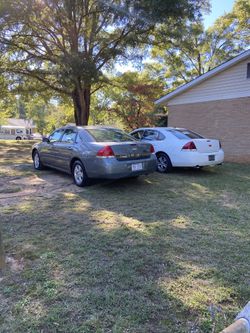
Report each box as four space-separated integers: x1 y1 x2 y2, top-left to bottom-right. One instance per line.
42 137 50 143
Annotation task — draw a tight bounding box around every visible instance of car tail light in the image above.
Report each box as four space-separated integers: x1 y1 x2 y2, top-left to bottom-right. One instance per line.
150 144 155 153
97 145 115 157
182 141 197 150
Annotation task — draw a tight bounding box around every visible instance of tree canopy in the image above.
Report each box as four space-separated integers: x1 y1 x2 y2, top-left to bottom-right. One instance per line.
101 71 165 131
146 0 250 89
0 0 208 125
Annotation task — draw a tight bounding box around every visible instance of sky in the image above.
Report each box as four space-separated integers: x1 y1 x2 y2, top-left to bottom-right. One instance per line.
203 0 235 28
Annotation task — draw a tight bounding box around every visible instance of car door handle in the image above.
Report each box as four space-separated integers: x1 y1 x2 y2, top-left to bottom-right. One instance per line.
67 147 73 150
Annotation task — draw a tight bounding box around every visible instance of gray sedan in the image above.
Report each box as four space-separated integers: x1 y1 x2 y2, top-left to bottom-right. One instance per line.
32 126 157 186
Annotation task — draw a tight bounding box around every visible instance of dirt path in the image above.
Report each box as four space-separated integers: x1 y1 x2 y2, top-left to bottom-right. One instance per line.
0 163 82 206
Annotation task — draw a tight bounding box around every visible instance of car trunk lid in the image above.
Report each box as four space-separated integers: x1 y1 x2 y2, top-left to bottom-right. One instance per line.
96 142 152 160
191 139 220 153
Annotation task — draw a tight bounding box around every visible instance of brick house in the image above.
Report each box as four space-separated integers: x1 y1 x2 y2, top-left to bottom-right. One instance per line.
155 49 250 162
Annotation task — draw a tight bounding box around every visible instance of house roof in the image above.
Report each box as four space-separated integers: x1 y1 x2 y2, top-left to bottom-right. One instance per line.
155 49 250 106
5 118 36 128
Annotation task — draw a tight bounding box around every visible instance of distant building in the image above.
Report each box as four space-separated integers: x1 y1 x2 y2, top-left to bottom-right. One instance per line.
155 49 250 162
0 118 37 140
5 118 36 131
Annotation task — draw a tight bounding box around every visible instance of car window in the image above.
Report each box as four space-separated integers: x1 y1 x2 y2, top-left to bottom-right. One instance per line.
158 132 165 140
143 130 157 141
61 129 77 143
131 130 144 140
75 133 81 143
143 130 165 141
49 129 64 143
169 129 204 139
87 128 136 142
16 129 24 134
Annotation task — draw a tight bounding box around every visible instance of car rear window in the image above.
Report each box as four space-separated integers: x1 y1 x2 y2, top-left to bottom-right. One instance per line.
169 129 204 139
87 128 136 142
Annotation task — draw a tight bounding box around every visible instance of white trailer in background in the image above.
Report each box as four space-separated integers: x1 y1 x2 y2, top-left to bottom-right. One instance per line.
0 125 31 140
0 118 37 140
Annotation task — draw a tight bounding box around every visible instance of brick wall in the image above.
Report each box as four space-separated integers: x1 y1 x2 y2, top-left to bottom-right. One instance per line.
168 97 250 162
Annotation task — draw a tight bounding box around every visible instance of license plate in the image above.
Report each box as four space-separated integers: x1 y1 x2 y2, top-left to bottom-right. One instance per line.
208 155 215 161
132 163 143 171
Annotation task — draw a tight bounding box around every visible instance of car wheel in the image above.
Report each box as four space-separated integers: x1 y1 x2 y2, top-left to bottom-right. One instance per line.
33 150 44 170
72 160 89 187
16 136 21 140
156 153 172 173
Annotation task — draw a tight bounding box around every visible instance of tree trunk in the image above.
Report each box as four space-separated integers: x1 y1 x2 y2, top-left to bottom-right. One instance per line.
197 52 202 76
72 85 91 126
0 228 5 270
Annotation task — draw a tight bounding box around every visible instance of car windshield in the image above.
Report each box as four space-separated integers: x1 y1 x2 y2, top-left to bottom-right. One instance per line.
87 128 136 142
169 129 204 139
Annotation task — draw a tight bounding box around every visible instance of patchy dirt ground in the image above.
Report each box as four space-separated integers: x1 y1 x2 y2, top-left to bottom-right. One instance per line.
0 167 79 204
0 141 83 206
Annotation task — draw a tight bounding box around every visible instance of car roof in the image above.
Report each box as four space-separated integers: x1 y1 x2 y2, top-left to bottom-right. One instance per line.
58 125 120 131
131 127 187 131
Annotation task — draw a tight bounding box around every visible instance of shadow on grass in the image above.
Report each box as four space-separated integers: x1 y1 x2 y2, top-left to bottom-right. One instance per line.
0 143 250 332
0 205 201 332
1 167 250 332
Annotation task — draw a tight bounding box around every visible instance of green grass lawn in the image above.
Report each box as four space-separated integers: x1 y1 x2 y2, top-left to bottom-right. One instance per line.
0 141 249 333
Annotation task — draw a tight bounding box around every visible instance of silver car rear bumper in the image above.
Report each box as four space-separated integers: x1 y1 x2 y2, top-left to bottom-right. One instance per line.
86 155 157 179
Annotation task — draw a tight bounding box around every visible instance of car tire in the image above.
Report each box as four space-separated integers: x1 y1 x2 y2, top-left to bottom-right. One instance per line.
33 150 44 170
16 136 21 140
156 153 172 173
72 160 89 187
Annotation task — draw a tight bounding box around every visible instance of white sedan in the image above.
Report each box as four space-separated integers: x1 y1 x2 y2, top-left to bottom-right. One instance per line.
130 127 224 173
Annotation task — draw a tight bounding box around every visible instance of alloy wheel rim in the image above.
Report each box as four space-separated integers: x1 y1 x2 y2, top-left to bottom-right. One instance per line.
34 153 40 168
74 164 84 184
158 156 168 172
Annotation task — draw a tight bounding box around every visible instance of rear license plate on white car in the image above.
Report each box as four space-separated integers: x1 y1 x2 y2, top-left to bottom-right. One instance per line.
208 155 215 161
131 163 143 171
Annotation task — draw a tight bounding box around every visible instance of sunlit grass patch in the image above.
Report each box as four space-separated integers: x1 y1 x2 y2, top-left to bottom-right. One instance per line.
171 215 191 229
